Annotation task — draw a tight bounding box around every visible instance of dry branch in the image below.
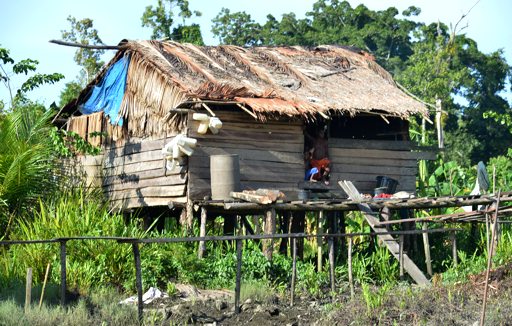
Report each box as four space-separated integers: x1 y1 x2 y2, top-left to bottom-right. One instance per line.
49 39 121 50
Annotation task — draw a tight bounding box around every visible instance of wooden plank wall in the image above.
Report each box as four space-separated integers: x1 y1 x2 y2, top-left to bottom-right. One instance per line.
101 133 186 209
328 138 429 194
188 110 304 200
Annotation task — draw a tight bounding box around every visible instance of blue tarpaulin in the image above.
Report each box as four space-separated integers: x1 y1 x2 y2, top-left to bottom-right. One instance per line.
80 55 130 126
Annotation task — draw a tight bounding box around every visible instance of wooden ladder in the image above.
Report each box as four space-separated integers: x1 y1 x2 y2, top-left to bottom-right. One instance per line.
339 181 430 285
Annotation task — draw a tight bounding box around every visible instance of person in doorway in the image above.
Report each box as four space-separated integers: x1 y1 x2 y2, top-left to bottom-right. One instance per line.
304 125 331 185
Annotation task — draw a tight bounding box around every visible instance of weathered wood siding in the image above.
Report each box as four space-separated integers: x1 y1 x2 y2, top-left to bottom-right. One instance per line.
188 110 304 200
328 138 431 193
69 134 187 209
101 134 187 209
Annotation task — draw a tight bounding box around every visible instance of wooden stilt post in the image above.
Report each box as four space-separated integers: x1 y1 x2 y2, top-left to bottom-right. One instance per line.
252 215 261 234
422 222 433 277
399 235 404 280
25 268 32 313
317 210 324 272
39 263 51 309
234 239 243 314
290 238 297 307
263 209 276 260
348 236 354 297
480 191 501 326
198 207 207 258
451 231 458 267
59 240 67 307
132 242 143 324
291 211 305 260
328 237 335 297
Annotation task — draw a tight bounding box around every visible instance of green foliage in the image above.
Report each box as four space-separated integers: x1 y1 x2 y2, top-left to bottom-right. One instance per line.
58 81 82 107
0 45 64 109
0 106 59 238
2 189 154 292
141 0 203 44
61 16 105 84
211 8 262 46
0 289 138 325
49 127 102 157
361 281 393 315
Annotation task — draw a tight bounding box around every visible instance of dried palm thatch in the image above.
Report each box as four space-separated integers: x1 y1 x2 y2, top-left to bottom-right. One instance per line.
65 40 427 139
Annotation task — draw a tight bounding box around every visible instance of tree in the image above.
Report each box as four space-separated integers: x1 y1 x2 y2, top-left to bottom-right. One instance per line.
141 0 204 45
61 16 105 84
0 46 63 111
397 22 512 165
0 46 64 239
59 16 106 106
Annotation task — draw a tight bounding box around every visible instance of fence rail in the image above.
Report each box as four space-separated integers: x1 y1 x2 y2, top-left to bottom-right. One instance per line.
1 227 461 323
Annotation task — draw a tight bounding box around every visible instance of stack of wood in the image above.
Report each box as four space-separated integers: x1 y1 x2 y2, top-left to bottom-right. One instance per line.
230 189 285 204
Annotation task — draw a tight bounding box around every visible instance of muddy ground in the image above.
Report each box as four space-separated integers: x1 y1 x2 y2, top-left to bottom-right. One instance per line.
144 264 512 325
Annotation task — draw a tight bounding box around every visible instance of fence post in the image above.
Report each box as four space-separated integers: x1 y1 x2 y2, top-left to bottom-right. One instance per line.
198 207 207 258
235 239 243 314
25 268 32 313
422 223 433 276
317 210 324 272
132 242 143 324
328 237 335 297
263 209 276 260
290 237 297 307
59 240 67 307
451 231 458 267
348 236 354 297
399 235 404 280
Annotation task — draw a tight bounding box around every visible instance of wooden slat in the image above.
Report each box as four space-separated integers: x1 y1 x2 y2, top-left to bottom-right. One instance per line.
331 156 418 168
104 174 187 192
87 112 103 147
190 166 302 183
196 140 302 153
107 185 186 200
193 147 302 164
329 138 413 151
102 167 185 185
68 115 88 140
330 164 417 176
110 196 187 209
104 160 171 174
330 148 435 160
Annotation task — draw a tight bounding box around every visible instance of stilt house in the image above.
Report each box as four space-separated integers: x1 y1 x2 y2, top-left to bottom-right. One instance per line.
55 40 429 210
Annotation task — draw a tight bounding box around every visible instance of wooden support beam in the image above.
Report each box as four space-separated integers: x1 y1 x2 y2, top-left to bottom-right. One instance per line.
422 223 433 277
290 238 297 307
263 209 276 260
198 207 207 258
317 211 324 272
234 239 243 314
348 237 354 297
132 243 143 323
328 237 335 297
451 231 458 267
25 268 32 312
399 235 404 280
60 241 67 307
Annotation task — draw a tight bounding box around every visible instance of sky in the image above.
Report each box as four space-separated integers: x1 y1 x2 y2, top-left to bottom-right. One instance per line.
0 0 511 107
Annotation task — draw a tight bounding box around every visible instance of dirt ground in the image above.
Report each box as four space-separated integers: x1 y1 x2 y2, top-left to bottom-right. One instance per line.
144 264 512 325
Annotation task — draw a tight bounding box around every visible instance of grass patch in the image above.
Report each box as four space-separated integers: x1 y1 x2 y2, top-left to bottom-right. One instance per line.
0 287 140 326
240 280 274 303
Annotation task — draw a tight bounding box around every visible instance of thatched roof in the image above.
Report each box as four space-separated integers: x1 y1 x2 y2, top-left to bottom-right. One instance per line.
66 40 427 136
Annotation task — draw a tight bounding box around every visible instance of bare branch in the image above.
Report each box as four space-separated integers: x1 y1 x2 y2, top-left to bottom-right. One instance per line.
49 39 122 50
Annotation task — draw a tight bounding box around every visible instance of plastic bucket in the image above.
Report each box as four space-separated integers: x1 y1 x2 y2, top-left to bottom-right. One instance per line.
210 154 240 200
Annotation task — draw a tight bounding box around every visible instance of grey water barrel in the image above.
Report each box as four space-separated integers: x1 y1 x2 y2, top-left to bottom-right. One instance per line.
210 154 240 200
